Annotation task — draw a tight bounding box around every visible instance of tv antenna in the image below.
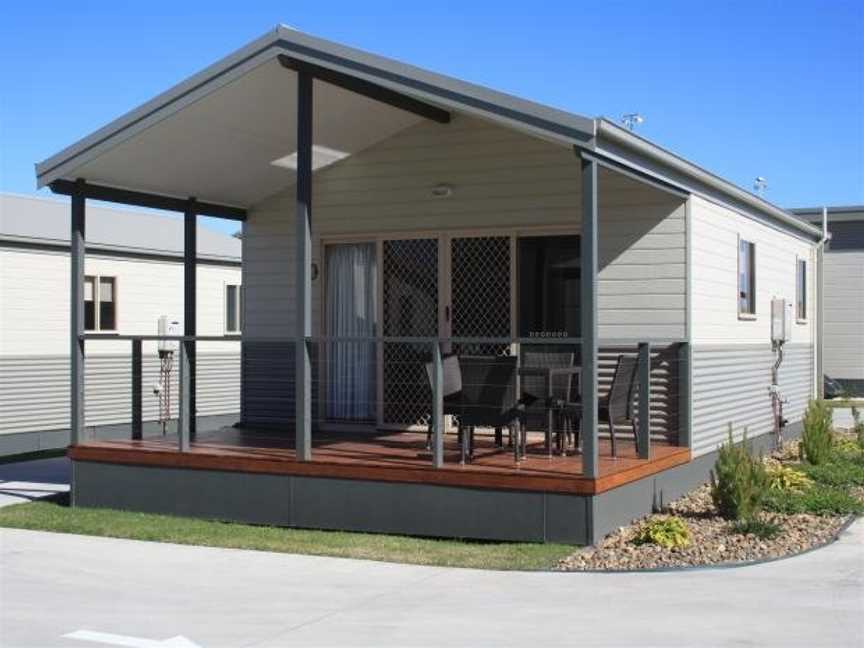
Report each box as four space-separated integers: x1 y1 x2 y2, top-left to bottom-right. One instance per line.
620 113 645 131
753 176 768 195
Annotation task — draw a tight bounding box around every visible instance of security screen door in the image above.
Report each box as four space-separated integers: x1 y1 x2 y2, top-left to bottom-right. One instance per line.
381 238 440 426
379 235 513 426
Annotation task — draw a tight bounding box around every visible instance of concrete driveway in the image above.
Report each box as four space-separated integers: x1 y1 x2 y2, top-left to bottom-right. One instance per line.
0 521 861 648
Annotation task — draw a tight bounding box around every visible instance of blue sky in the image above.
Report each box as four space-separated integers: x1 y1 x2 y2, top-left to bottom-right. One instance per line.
1 1 861 235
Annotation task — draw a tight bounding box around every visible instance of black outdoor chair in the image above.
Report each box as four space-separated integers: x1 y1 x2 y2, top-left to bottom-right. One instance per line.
564 353 640 457
425 354 523 463
424 353 463 449
519 347 577 454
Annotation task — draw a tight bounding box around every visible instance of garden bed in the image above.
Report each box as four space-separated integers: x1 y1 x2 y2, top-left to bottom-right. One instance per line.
558 426 864 572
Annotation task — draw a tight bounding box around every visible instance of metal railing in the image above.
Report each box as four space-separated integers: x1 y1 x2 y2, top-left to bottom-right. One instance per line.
79 334 690 474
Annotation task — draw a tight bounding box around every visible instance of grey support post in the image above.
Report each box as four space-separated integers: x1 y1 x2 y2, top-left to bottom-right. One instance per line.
178 340 191 452
70 180 86 446
431 342 444 468
131 339 143 440
637 342 652 459
184 199 197 439
295 69 313 461
580 157 599 479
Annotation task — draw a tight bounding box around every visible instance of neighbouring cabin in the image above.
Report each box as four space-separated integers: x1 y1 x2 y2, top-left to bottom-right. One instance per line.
35 27 823 544
791 205 864 397
0 194 242 455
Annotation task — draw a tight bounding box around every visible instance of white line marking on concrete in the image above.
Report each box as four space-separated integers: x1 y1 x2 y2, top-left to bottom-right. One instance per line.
63 629 202 647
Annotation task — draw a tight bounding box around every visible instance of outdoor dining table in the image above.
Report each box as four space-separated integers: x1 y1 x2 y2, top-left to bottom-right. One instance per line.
517 365 581 459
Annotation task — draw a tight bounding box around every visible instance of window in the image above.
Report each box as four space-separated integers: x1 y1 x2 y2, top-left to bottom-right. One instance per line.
738 238 756 316
84 275 117 331
225 284 242 333
796 258 807 321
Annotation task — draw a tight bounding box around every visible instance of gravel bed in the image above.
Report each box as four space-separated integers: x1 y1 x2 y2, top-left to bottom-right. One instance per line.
557 484 849 571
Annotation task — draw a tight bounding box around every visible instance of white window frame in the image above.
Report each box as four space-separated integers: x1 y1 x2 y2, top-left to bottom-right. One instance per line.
796 256 807 323
224 283 243 334
84 275 118 333
737 236 757 319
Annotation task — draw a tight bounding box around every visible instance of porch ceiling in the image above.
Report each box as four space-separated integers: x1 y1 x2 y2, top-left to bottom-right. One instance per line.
41 59 423 207
35 26 596 210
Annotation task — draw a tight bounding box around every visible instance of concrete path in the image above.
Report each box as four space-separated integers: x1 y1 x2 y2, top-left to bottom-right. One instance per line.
1 521 862 648
0 457 69 508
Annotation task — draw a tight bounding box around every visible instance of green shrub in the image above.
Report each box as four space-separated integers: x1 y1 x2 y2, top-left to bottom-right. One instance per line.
798 458 864 488
633 516 691 549
763 483 864 516
765 462 813 494
710 426 768 521
730 518 782 540
801 399 834 465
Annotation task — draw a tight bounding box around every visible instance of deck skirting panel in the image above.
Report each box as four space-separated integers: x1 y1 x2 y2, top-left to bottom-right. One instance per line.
72 461 591 543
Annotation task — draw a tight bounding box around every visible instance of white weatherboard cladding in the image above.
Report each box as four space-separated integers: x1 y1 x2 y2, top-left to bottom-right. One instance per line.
822 251 864 382
689 196 817 456
0 247 242 355
690 195 815 344
0 246 241 436
242 115 687 341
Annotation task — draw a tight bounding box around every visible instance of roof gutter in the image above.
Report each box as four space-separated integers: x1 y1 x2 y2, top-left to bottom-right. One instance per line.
596 120 823 241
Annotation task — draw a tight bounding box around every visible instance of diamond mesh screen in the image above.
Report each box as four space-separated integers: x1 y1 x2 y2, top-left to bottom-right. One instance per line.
382 239 439 425
451 236 512 356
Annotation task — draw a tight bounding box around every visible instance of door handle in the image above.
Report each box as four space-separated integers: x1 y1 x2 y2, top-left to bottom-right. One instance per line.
445 305 451 322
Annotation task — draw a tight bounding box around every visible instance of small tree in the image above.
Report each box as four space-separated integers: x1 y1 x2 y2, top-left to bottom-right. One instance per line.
801 399 834 465
710 425 768 521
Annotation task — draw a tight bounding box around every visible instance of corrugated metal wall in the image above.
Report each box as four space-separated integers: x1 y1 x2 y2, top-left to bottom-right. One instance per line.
0 352 240 435
240 340 682 443
691 343 812 456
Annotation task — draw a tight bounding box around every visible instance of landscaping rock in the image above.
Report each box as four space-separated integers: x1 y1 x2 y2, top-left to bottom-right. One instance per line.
557 436 860 572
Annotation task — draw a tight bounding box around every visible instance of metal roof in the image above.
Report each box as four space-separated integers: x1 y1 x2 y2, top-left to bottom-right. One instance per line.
33 25 821 240
0 193 241 263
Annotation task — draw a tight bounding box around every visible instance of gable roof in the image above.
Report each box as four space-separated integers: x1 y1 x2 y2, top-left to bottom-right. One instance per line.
0 193 241 263
34 25 821 240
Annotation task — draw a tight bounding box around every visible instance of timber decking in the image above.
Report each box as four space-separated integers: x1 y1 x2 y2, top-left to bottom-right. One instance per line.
70 428 690 495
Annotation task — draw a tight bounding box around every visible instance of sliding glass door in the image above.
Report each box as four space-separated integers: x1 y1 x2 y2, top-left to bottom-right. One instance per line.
324 232 579 428
517 235 581 339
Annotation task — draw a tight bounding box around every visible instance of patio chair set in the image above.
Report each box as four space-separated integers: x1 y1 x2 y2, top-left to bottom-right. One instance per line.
424 350 643 464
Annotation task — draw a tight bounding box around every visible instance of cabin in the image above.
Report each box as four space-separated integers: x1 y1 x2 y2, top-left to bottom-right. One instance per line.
0 193 242 456
34 27 824 544
791 205 863 397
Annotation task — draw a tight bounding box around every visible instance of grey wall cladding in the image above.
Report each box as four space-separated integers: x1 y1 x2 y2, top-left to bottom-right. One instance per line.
241 341 319 427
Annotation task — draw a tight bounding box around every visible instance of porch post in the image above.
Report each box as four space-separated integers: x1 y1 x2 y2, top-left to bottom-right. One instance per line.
184 199 197 439
70 180 86 445
131 338 143 440
295 69 313 461
431 342 444 468
637 342 651 459
580 157 599 479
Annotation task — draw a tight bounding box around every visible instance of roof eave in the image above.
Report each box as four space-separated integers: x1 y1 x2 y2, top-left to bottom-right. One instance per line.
594 119 823 241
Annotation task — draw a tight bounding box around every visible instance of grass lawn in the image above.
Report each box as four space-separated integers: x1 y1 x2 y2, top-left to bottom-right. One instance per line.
0 498 573 570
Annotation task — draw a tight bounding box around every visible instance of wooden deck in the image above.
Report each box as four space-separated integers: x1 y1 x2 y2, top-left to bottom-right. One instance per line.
69 428 691 495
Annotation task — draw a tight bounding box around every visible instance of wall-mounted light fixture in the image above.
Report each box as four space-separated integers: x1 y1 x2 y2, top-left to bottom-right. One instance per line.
431 183 453 199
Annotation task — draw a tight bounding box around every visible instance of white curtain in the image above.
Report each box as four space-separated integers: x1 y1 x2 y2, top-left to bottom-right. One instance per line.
326 243 377 420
